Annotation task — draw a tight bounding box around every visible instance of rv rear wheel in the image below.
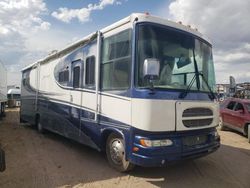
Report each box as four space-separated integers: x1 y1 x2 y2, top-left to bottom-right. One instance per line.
106 133 134 172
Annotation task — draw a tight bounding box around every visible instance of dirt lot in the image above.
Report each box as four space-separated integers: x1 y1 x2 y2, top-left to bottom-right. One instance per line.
0 108 250 188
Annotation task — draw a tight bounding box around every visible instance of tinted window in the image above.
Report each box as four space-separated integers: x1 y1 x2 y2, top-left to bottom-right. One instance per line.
227 101 236 110
86 56 95 87
234 103 244 111
73 66 80 88
59 70 69 83
101 29 131 91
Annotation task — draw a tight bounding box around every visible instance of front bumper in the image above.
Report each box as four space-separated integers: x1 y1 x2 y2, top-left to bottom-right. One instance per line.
128 127 220 167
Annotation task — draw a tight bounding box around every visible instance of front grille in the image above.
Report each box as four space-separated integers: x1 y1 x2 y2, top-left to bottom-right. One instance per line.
183 108 213 117
183 118 213 127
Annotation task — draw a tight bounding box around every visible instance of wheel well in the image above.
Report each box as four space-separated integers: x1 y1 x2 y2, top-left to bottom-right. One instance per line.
101 129 124 151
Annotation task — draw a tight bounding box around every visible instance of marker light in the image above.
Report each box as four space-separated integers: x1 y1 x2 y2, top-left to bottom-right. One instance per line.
140 139 173 147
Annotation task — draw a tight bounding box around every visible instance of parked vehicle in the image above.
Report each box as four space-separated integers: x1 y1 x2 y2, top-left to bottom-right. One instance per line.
20 13 220 172
7 88 21 107
219 98 250 142
0 62 7 119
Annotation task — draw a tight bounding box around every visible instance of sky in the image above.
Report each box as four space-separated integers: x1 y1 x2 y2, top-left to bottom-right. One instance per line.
0 0 250 86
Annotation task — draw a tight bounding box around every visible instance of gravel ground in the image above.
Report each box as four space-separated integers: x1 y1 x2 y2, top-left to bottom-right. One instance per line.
0 108 250 188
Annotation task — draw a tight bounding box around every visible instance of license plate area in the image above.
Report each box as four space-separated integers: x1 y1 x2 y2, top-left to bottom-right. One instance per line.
183 135 207 146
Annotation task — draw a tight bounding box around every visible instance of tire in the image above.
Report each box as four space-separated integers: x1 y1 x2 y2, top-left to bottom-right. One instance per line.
219 116 226 131
0 148 6 172
106 133 134 172
248 124 250 143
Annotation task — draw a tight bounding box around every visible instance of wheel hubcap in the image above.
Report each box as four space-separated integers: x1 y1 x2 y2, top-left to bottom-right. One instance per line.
110 139 125 165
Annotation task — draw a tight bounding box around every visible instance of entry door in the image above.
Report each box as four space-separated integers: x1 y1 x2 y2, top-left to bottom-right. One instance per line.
223 101 236 126
69 60 83 138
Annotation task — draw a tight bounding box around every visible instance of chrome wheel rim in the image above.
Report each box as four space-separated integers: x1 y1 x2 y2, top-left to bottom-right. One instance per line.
110 139 125 165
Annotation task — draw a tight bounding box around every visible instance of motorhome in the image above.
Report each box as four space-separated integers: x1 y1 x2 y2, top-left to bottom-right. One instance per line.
7 87 21 107
20 13 220 172
0 62 7 118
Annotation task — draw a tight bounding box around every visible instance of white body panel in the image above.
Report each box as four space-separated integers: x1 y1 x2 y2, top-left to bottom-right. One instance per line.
132 99 176 132
100 93 131 125
176 101 219 131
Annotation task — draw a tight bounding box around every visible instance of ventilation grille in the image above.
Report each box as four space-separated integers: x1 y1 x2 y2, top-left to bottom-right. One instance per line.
182 118 213 128
182 108 213 117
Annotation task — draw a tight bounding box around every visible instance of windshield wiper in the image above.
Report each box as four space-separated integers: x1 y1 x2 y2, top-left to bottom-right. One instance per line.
199 72 217 100
179 72 216 100
179 74 196 99
179 47 200 99
179 45 216 100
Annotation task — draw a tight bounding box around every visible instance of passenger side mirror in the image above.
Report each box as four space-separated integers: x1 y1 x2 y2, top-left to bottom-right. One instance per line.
143 58 160 80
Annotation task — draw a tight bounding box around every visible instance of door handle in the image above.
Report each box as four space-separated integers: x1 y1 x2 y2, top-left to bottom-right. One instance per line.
70 95 73 102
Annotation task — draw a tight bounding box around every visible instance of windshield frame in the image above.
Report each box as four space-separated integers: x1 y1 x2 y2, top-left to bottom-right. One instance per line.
134 22 215 93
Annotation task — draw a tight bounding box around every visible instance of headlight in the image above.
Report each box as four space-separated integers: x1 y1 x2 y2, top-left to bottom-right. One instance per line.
140 139 173 147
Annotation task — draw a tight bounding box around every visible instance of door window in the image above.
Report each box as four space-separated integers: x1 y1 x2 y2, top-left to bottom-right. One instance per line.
101 29 132 91
73 66 80 88
85 56 95 88
226 101 236 110
234 103 244 111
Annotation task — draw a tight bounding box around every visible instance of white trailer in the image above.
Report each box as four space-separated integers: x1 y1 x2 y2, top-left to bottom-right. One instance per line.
7 88 21 107
20 13 220 171
0 62 7 118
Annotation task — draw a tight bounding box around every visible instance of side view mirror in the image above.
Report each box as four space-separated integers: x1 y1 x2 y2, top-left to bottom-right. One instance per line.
143 58 160 80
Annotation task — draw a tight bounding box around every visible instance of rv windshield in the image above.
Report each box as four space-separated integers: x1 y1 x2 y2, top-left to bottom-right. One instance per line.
135 24 216 92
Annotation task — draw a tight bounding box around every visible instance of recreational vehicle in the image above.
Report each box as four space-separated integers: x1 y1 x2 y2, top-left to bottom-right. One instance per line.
7 87 21 107
0 62 7 118
20 13 220 171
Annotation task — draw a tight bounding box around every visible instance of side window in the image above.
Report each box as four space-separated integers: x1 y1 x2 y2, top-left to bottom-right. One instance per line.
101 29 131 91
22 71 30 86
85 56 95 88
234 103 244 111
73 66 80 88
226 101 236 110
58 70 69 83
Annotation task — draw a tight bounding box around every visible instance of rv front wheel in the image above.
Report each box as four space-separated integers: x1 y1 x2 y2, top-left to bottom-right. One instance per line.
106 133 134 172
